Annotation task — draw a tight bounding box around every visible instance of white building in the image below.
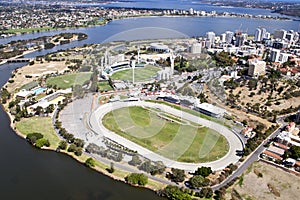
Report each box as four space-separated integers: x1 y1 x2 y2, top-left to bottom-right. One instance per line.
189 43 202 54
270 49 281 62
206 31 216 44
194 103 227 118
148 43 170 52
279 53 291 63
248 60 266 77
225 31 234 44
254 27 267 42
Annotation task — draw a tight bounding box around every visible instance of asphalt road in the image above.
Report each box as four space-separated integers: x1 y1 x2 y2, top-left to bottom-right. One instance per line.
212 124 284 191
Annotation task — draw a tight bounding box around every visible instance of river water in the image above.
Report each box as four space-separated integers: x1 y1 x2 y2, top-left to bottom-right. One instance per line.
0 2 299 199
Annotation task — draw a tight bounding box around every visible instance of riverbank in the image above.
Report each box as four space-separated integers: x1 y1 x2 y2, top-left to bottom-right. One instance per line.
1 19 110 38
3 102 167 192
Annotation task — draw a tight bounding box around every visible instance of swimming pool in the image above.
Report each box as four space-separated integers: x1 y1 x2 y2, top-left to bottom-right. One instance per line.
32 87 47 95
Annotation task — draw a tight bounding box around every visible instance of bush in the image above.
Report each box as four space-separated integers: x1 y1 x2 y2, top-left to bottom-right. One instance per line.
125 173 148 186
35 138 50 149
58 140 67 150
85 158 96 168
26 132 43 145
128 154 142 166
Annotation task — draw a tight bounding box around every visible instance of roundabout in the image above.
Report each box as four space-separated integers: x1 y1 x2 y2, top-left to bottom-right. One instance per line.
89 100 244 171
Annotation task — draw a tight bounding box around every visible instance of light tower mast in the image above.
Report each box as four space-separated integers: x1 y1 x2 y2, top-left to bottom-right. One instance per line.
131 59 136 84
170 52 175 77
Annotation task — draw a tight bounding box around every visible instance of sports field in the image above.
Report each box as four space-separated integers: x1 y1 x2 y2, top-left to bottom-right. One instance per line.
110 65 160 82
102 106 229 163
46 72 92 89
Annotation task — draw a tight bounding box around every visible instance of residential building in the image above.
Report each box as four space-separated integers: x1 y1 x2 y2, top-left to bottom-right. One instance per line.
248 60 266 77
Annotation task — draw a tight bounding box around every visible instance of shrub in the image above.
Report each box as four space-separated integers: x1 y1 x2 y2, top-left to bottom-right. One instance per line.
85 158 96 168
125 173 148 186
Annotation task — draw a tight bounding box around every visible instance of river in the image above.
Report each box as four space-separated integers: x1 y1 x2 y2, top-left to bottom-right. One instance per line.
0 3 299 199
1 16 299 46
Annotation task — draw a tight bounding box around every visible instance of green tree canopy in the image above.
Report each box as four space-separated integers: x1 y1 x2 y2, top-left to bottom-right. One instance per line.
170 168 185 183
125 173 148 186
189 175 210 189
85 158 96 168
194 166 212 177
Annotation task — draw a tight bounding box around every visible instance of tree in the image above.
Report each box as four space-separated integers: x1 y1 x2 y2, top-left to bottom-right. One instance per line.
107 162 114 173
196 187 213 198
139 160 153 173
85 158 96 168
35 138 50 149
194 166 212 177
158 185 192 200
288 146 300 159
26 132 44 145
74 147 82 156
170 168 185 183
67 143 77 152
128 154 142 166
125 173 148 186
58 140 67 150
73 138 84 148
189 175 209 189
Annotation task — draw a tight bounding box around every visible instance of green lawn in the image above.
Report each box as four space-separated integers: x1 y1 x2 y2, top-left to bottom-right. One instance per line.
146 100 231 128
110 65 160 82
46 72 92 89
102 106 229 163
16 117 60 148
98 81 113 92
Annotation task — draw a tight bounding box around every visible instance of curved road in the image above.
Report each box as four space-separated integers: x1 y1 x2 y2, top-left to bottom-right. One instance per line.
89 101 243 171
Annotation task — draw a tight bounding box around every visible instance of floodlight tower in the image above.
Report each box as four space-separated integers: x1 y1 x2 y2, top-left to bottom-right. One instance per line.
297 109 300 123
131 59 136 84
137 46 140 64
170 52 175 76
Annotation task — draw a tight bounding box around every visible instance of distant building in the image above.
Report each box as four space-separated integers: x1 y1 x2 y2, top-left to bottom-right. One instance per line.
248 60 266 77
270 49 281 62
157 68 171 81
279 53 291 64
272 41 288 49
273 29 287 40
225 31 234 44
189 43 202 54
235 32 247 47
194 103 227 118
220 33 226 43
16 89 34 100
156 96 180 104
254 27 266 42
206 31 216 44
148 43 170 52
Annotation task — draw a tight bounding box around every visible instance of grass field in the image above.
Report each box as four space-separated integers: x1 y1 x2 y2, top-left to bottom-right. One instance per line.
46 72 92 89
146 100 231 128
98 81 113 92
16 117 60 148
102 106 229 163
110 65 160 82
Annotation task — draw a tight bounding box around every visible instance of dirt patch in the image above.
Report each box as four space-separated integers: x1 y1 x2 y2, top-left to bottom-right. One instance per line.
203 84 274 129
225 161 300 200
5 61 67 92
